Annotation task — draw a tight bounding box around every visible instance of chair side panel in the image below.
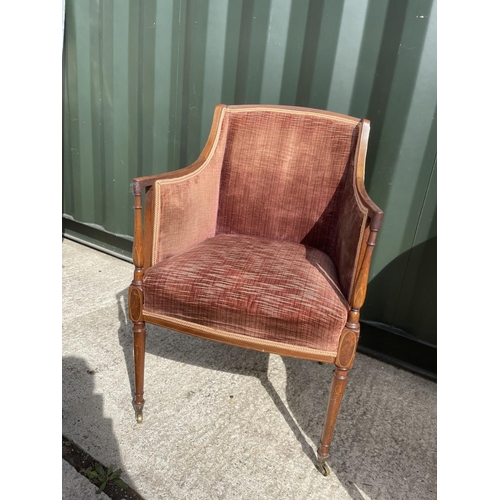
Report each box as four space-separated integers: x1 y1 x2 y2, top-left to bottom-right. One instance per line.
153 114 229 265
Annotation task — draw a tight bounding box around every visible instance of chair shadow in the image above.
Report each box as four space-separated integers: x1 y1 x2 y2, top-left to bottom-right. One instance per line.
116 288 317 468
62 355 140 494
280 354 436 499
116 288 436 500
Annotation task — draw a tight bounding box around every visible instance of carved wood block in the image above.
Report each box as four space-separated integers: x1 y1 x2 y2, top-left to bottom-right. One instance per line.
128 286 144 322
335 329 358 369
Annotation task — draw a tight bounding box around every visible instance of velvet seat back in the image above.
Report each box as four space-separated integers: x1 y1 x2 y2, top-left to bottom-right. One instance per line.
216 106 367 301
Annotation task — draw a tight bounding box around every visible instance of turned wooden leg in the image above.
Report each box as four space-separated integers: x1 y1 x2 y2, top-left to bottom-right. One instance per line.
130 190 146 423
316 328 358 476
133 321 146 423
316 366 349 476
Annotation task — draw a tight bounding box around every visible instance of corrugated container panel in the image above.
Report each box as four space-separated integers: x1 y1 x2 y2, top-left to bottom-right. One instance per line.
63 0 436 349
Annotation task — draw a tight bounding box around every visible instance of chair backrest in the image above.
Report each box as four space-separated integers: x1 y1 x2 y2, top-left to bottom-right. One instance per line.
216 105 367 300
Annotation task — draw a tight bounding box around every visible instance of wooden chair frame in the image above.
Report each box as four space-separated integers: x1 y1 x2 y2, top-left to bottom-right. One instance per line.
128 104 383 476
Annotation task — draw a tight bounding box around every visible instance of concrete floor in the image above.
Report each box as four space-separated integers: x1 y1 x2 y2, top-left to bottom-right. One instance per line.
62 238 437 500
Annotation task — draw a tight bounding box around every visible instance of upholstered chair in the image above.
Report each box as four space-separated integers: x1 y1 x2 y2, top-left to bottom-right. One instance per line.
128 104 383 476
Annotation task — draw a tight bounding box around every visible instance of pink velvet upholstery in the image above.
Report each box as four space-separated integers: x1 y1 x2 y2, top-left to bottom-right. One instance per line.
148 105 370 353
217 107 367 301
143 234 348 352
152 114 229 264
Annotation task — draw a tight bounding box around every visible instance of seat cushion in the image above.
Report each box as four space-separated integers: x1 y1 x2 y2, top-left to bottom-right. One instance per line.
142 234 349 353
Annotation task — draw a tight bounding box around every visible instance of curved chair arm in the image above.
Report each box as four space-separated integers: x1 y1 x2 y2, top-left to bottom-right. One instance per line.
131 104 229 273
318 119 383 312
343 119 384 330
354 120 384 229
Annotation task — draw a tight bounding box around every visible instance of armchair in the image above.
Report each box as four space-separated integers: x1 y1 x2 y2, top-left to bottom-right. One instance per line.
128 104 383 476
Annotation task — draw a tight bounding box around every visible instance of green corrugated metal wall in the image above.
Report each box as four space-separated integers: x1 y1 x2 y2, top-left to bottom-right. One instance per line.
63 0 436 366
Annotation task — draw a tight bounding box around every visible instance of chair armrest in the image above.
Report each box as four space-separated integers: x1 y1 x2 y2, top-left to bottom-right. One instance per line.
131 104 229 272
332 120 384 315
354 120 384 230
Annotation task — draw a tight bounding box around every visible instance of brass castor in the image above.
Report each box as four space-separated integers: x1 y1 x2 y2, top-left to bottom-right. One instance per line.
316 460 331 477
133 401 144 424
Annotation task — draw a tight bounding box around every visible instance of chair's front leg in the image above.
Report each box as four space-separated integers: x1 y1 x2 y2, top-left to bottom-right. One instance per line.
316 328 358 476
129 286 146 423
133 320 146 423
316 366 349 476
130 191 146 423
